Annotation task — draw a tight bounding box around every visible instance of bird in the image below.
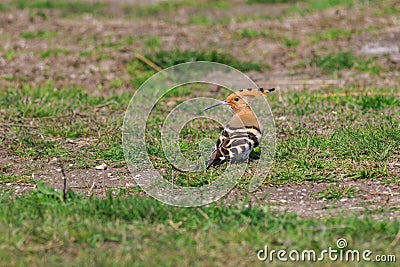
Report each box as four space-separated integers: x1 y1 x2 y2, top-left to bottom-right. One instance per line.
202 87 275 169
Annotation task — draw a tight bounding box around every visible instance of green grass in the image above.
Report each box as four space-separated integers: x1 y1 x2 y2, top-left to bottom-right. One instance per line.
314 184 359 199
310 26 379 43
40 48 70 59
0 174 34 184
247 0 299 3
237 28 271 38
1 84 398 185
142 35 163 50
189 15 212 25
1 0 233 18
283 37 300 47
20 30 57 39
0 183 398 266
0 83 129 166
123 0 230 18
127 50 266 88
13 0 107 16
0 1 399 265
375 5 400 15
285 0 382 16
138 86 400 187
311 28 353 42
0 83 106 118
148 50 265 71
4 49 16 60
312 51 382 74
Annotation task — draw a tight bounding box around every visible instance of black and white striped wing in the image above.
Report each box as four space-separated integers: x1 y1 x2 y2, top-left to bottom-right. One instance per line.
206 127 261 168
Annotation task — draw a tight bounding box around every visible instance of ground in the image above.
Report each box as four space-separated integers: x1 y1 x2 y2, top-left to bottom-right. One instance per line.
0 0 399 266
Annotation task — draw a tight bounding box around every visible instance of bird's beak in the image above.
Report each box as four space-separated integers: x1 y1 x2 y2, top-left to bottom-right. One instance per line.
202 100 227 112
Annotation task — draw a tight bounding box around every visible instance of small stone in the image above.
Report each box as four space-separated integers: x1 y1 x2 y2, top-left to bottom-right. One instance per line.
48 157 58 164
95 163 107 170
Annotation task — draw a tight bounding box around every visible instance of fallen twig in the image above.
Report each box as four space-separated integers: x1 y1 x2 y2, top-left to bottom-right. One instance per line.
134 52 163 73
390 230 400 248
95 101 118 110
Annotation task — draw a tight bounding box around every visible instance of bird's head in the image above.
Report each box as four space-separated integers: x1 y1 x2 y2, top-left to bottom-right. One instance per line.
202 87 275 113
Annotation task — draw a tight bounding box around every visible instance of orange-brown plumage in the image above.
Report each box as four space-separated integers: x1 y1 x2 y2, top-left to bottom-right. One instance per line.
203 87 275 168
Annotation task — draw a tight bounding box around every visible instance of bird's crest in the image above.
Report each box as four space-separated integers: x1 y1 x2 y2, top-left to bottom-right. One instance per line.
235 87 275 98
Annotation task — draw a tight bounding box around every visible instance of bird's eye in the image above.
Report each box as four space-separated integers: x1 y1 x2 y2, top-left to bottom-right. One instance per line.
234 97 239 102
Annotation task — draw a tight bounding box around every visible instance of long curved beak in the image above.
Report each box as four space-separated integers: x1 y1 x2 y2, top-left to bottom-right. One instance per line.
202 100 227 112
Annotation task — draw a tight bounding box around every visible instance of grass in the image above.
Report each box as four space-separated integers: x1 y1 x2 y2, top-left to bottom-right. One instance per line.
310 26 380 43
311 28 353 42
189 15 212 25
4 49 16 60
283 37 301 47
311 51 382 74
237 28 271 39
283 0 383 16
1 0 399 265
247 0 299 3
21 30 57 39
1 83 398 185
0 174 34 184
13 0 107 16
146 50 265 71
138 86 399 187
122 0 230 18
314 184 359 200
3 0 192 17
2 0 385 20
40 48 70 59
127 50 266 88
0 183 398 266
0 83 129 166
375 5 400 15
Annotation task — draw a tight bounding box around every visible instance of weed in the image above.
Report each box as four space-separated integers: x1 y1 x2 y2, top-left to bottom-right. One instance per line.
310 26 380 43
312 51 382 73
40 48 70 59
285 0 379 16
0 174 34 184
21 30 57 39
14 0 107 16
111 0 232 16
247 0 299 3
142 35 163 50
283 37 300 47
126 50 265 88
314 185 359 199
0 182 398 265
312 28 352 42
79 51 92 57
147 50 265 71
238 28 270 38
4 49 16 60
189 15 212 25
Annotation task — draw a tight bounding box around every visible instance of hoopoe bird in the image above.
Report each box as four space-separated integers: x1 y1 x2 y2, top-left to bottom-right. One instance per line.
202 87 275 169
